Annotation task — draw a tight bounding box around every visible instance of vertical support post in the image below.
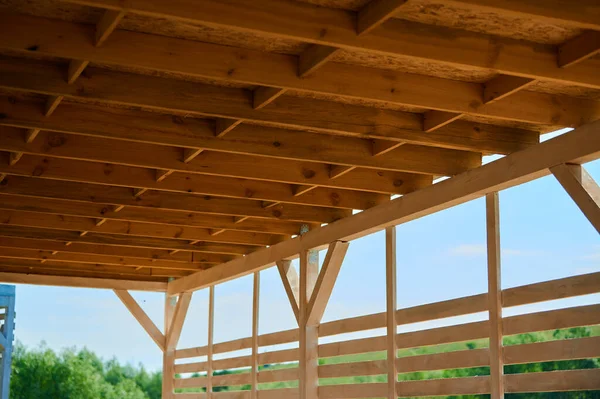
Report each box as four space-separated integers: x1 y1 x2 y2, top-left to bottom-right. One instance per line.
162 291 177 399
251 272 260 398
299 248 319 399
385 227 398 399
0 285 15 399
207 286 215 398
486 192 504 399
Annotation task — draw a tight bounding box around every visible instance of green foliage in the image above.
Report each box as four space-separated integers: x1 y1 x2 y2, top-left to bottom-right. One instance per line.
10 327 600 398
10 342 162 399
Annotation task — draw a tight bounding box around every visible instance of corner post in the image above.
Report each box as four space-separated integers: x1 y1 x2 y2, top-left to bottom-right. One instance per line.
299 247 319 399
385 226 398 399
207 286 215 398
486 192 504 399
251 272 260 398
162 290 177 399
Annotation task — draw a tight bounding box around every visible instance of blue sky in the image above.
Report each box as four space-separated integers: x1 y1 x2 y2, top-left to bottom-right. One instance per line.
11 130 600 371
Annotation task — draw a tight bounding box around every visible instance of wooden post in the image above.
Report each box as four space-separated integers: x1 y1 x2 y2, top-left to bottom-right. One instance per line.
251 272 260 398
162 291 177 399
385 226 398 399
486 192 504 399
207 286 215 398
299 248 319 399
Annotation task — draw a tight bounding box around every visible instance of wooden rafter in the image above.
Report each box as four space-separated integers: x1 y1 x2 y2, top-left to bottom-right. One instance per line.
18 1 600 90
168 119 600 294
0 28 597 128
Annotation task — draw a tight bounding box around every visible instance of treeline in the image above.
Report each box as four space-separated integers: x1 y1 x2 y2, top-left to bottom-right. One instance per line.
9 327 600 398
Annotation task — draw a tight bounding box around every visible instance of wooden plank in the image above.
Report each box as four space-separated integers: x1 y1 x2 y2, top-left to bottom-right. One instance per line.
558 31 600 68
276 260 300 323
423 111 463 133
319 383 387 399
215 118 242 137
174 377 208 389
44 96 63 117
0 101 491 177
483 75 536 104
306 241 349 325
357 0 407 35
166 292 193 350
371 140 404 157
257 367 298 383
504 336 600 365
95 9 125 46
0 126 434 199
1 36 593 134
45 0 600 90
298 45 339 78
168 119 600 295
385 226 397 399
298 248 318 399
251 272 259 399
396 376 490 396
503 304 600 335
551 163 600 234
486 192 503 399
114 289 166 351
0 225 260 256
0 175 350 224
0 247 208 271
0 209 286 247
253 87 286 110
502 271 600 307
505 369 600 393
0 271 167 291
67 60 89 84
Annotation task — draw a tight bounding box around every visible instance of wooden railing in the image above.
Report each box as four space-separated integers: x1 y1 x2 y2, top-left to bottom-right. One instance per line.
171 272 600 398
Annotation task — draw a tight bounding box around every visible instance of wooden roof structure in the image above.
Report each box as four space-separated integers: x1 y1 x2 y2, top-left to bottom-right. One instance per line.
0 0 599 290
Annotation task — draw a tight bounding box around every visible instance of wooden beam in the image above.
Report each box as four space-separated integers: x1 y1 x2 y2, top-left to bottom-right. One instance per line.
166 292 192 350
36 1 600 90
96 9 125 46
298 248 319 399
0 151 393 210
251 272 260 399
207 286 214 398
253 87 286 110
45 96 63 116
1 20 596 128
486 192 504 399
162 291 176 399
182 148 203 164
483 75 536 104
306 241 349 325
0 208 284 247
385 226 398 399
114 289 166 351
0 175 351 224
298 45 339 78
551 163 600 234
0 191 310 237
357 0 407 35
215 118 242 137
0 271 167 291
167 119 600 295
0 225 261 256
371 140 404 157
558 31 600 68
276 260 300 323
67 59 89 84
329 165 355 180
0 63 545 155
423 111 463 133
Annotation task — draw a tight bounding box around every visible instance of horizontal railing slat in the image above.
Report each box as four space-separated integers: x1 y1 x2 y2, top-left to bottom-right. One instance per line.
319 382 387 399
505 369 600 392
174 376 207 389
503 272 600 308
504 304 600 336
504 336 600 365
397 376 490 396
258 367 299 383
212 372 251 387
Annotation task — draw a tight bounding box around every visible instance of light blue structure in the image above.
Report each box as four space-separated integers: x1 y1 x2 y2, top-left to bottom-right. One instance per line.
0 285 15 399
